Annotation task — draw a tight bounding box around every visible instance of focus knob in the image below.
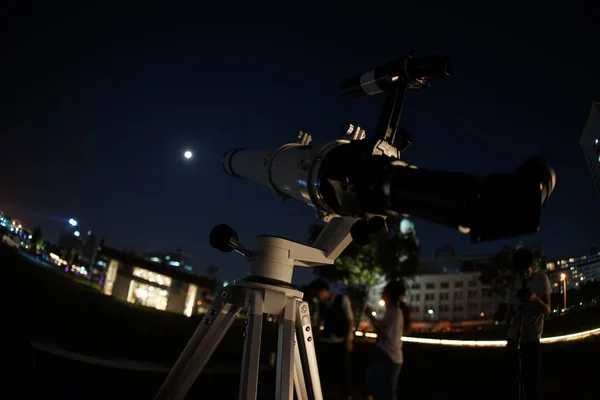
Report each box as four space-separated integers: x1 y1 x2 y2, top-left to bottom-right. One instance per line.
210 224 239 252
209 224 251 257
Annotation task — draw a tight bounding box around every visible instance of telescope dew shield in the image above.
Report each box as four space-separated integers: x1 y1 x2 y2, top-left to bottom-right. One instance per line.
222 141 348 209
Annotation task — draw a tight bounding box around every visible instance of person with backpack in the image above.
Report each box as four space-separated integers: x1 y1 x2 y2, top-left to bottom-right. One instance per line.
309 278 354 400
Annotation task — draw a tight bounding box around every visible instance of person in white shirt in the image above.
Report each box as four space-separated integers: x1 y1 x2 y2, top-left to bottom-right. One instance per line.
502 248 551 400
364 280 410 400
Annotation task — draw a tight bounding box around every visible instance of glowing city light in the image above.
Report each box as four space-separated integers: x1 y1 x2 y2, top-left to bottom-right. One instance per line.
378 299 386 306
74 231 81 237
354 327 600 346
184 150 193 159
68 218 78 227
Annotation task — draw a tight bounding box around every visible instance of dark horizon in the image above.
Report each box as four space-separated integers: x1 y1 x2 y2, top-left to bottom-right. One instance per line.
2 3 600 283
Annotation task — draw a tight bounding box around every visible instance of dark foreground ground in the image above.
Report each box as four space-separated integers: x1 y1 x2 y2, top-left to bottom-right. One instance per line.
31 336 600 399
2 246 599 399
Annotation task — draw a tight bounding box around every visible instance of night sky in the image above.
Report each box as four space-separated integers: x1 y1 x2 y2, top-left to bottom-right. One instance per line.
3 3 600 284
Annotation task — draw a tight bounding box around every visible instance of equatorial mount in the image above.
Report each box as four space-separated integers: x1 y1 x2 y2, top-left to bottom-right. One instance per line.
155 220 358 400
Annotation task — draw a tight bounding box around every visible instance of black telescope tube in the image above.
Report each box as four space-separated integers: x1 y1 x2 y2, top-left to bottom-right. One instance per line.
381 166 478 230
380 163 546 243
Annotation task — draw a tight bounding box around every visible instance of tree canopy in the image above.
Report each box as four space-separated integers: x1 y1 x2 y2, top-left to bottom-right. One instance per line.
479 244 547 297
307 217 421 322
308 217 420 286
31 225 44 253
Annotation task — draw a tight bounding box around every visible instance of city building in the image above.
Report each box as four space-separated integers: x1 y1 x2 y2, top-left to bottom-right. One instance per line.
0 211 31 248
546 249 600 292
100 245 214 317
580 102 600 202
367 271 502 332
145 248 194 272
418 246 494 274
365 251 502 332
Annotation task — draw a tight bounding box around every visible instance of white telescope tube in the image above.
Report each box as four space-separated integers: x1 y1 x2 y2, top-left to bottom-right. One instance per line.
222 140 348 210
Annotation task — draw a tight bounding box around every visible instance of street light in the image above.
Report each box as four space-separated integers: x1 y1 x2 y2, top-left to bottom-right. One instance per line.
560 273 567 312
68 218 78 227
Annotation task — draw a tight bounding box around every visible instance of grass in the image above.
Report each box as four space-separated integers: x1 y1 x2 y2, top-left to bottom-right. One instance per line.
4 246 599 358
3 246 600 399
2 246 276 365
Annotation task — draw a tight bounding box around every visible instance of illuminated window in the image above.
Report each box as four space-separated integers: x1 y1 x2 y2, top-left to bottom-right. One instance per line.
127 280 169 311
103 260 119 295
184 284 198 317
132 267 172 287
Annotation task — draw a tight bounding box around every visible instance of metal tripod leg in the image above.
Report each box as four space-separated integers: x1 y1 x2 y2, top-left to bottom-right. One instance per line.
155 292 241 400
293 301 323 400
275 295 297 400
239 290 265 400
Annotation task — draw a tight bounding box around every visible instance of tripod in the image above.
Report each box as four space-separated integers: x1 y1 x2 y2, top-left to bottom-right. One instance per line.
155 220 355 400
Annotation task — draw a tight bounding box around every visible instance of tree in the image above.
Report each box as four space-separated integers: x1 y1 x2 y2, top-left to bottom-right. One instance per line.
206 265 219 279
31 225 44 254
307 217 421 321
479 244 547 298
378 224 420 280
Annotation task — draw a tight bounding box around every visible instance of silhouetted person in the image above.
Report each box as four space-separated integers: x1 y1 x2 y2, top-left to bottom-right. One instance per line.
364 280 410 400
502 248 551 400
309 278 354 400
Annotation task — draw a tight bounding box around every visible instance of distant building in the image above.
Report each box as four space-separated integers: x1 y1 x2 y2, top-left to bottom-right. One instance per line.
100 246 214 317
418 248 494 274
366 250 501 332
580 102 600 202
145 248 194 272
546 249 600 292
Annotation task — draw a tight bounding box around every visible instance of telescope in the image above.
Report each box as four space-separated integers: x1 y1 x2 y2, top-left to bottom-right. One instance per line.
223 52 555 243
156 52 556 400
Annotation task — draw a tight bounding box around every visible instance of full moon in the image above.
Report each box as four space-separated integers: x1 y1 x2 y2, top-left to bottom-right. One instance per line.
184 150 193 159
